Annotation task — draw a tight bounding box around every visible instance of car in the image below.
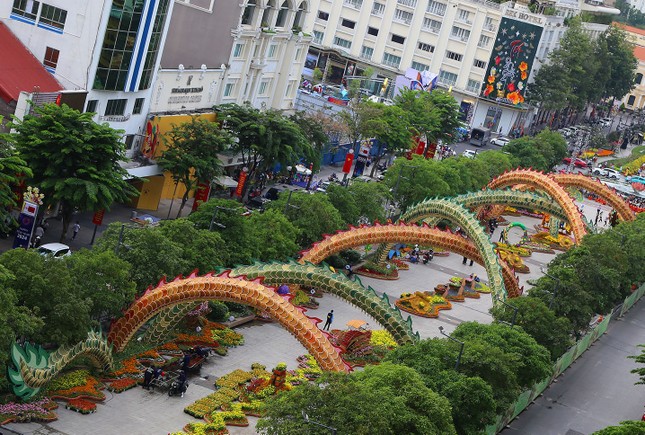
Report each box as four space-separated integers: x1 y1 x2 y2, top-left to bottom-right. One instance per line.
316 181 332 193
562 157 588 168
37 243 71 258
627 175 645 184
490 136 510 147
592 167 622 180
462 149 478 159
247 196 271 210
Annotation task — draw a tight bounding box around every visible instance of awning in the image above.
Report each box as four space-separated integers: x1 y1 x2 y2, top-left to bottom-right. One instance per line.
213 176 238 188
124 164 163 179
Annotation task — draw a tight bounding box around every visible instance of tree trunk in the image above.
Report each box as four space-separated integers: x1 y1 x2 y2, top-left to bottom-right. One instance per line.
176 190 190 219
59 204 73 243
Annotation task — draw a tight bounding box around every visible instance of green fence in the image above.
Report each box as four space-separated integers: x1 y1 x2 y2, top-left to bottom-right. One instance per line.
484 283 645 434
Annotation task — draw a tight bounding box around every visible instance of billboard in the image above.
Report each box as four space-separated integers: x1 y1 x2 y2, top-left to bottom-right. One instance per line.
394 68 438 97
481 17 543 106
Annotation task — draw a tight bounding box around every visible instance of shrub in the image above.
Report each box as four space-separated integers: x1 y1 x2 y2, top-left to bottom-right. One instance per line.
340 249 362 265
207 301 229 322
323 254 347 269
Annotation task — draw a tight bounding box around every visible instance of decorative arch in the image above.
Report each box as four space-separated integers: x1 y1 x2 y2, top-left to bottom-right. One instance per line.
488 169 587 242
229 262 419 344
108 273 347 372
551 173 635 222
299 223 522 301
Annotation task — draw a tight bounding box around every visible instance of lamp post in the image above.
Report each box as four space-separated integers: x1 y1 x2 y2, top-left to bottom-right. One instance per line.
493 295 519 327
302 411 337 435
541 267 561 310
438 326 465 371
209 206 238 231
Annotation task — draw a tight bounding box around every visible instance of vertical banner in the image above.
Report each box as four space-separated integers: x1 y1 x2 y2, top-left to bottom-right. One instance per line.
342 152 354 174
92 209 105 226
235 170 248 197
415 140 426 155
192 181 211 211
425 142 438 159
12 201 38 249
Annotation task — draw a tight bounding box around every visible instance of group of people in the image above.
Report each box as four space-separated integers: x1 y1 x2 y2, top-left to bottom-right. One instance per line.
408 244 434 264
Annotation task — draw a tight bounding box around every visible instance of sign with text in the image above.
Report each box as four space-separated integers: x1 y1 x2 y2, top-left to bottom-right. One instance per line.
92 209 105 226
192 182 211 211
235 171 247 197
12 201 38 249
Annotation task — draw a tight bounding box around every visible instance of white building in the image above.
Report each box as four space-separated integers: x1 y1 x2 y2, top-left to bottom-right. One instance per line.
150 0 312 115
1 0 175 156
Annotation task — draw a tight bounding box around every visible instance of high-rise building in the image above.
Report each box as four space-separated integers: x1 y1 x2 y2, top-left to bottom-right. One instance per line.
1 0 175 156
149 1 312 114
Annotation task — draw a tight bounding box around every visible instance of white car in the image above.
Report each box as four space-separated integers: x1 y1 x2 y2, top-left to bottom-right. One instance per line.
462 149 478 159
37 243 72 258
592 167 622 180
490 136 510 147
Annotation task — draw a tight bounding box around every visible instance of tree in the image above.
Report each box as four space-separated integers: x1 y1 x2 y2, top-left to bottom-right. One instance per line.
532 129 568 169
326 184 361 224
246 209 300 261
502 137 549 171
394 89 462 145
289 111 326 169
215 103 314 198
267 191 345 248
385 339 497 434
257 363 457 435
592 420 645 434
599 26 638 100
630 344 645 385
157 117 233 218
326 182 391 225
8 104 138 241
491 296 573 360
0 126 32 235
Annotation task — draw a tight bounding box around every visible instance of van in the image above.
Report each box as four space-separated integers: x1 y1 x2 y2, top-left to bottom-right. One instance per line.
469 127 491 147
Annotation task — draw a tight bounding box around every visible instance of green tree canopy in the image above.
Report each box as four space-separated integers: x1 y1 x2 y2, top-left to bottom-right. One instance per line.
394 89 462 145
0 133 32 234
630 344 645 385
257 363 457 435
157 117 233 217
8 104 138 241
592 420 645 434
246 209 300 262
267 191 345 248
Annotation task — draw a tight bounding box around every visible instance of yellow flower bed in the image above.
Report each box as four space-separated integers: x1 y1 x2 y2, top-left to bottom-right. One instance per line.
370 330 398 348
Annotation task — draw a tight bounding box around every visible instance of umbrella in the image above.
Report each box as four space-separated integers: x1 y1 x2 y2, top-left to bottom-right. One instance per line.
346 319 368 329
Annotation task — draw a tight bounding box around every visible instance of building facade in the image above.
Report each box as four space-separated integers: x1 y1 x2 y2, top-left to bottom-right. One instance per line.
616 24 645 111
1 0 175 156
150 0 312 114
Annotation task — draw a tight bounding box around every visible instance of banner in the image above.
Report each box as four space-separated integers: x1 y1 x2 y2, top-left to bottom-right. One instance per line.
192 181 211 211
92 209 105 226
235 171 248 197
12 201 38 249
342 152 355 174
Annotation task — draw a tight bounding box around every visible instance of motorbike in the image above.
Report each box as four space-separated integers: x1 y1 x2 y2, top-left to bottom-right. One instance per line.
422 250 434 264
328 173 338 182
168 380 188 397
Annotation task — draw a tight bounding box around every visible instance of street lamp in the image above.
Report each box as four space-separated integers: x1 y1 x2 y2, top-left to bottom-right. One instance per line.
493 295 518 327
438 326 465 371
540 267 561 310
209 206 238 231
302 411 337 435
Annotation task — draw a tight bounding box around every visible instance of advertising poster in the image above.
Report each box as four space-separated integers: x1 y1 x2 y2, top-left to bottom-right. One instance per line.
303 51 319 76
481 18 543 106
12 201 38 249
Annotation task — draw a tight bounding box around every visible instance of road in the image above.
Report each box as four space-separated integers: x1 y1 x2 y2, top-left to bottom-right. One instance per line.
501 299 645 435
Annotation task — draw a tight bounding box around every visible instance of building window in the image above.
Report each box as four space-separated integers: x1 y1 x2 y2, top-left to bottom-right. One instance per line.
286 80 297 98
268 44 277 58
276 1 289 27
133 98 144 114
451 26 470 41
636 73 643 85
259 81 269 95
371 2 385 16
233 43 244 58
391 34 406 44
397 0 417 7
411 61 429 71
86 99 98 113
422 18 441 34
446 51 463 62
39 4 67 30
394 9 413 25
418 42 434 53
317 11 329 21
426 1 446 16
104 99 127 116
383 52 402 68
224 83 235 97
478 35 492 48
139 0 171 90
484 17 496 31
313 30 324 44
360 45 374 60
241 0 256 25
628 95 636 106
341 18 356 29
473 59 486 69
367 27 379 36
344 0 363 8
438 70 457 86
43 46 59 71
467 79 480 93
333 37 352 49
11 0 40 21
456 9 471 24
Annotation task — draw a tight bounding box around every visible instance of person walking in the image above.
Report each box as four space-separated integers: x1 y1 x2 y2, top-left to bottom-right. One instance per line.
323 310 334 331
72 221 81 240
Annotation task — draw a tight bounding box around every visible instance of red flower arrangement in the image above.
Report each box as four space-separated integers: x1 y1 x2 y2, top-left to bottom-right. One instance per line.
66 398 97 414
106 377 138 393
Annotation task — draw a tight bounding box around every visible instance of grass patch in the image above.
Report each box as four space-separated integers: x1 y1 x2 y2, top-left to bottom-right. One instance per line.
606 145 645 167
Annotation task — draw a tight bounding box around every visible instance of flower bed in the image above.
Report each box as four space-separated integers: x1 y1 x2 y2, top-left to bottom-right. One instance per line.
106 377 138 393
0 398 58 424
355 261 399 280
370 330 398 349
389 258 409 270
47 371 106 402
211 328 244 347
396 292 452 318
65 398 97 414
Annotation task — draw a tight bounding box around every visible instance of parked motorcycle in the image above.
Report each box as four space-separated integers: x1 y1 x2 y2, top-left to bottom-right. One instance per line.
422 250 434 264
